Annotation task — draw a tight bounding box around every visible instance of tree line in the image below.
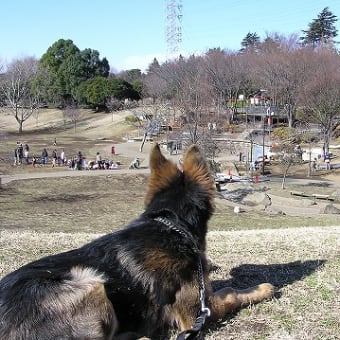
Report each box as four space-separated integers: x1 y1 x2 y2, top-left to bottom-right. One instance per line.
143 7 339 152
0 6 339 153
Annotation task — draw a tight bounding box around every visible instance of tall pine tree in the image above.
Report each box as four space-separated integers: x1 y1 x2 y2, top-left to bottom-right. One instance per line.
240 32 261 53
300 7 338 47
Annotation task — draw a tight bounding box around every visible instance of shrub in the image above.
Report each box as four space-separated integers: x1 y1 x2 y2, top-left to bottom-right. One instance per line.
125 115 139 123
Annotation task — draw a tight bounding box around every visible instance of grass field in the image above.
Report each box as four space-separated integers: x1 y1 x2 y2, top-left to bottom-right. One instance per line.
1 108 340 339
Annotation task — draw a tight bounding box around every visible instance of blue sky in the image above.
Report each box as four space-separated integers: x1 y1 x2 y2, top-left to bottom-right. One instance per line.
1 0 340 72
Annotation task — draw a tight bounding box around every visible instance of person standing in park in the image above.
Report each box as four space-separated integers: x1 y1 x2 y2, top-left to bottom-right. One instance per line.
324 153 331 170
51 149 58 168
24 144 30 164
60 149 65 166
32 154 37 168
77 151 83 170
41 148 48 165
96 152 102 169
13 147 18 166
17 143 23 165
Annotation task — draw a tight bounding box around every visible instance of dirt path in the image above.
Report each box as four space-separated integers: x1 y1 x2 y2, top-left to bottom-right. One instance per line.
0 168 150 185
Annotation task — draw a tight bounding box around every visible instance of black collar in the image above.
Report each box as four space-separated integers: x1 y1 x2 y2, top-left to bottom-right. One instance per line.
153 215 199 253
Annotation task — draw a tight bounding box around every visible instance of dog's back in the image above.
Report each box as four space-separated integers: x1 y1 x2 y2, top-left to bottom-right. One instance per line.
0 248 117 339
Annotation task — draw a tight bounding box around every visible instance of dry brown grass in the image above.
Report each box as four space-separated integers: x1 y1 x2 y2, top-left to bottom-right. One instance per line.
205 227 340 339
1 226 339 339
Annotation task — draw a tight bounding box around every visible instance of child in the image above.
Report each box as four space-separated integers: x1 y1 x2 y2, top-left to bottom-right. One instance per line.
32 155 37 168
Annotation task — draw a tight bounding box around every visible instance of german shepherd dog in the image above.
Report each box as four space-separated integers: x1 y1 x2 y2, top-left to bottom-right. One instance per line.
0 144 274 339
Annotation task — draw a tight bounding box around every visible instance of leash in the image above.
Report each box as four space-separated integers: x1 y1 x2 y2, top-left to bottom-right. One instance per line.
175 257 211 340
154 216 211 340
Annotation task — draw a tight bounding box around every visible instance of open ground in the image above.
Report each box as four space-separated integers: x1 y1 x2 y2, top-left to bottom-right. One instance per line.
0 108 339 339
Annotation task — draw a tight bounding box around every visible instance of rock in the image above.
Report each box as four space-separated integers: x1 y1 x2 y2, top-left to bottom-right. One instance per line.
265 206 286 215
244 191 271 207
301 199 316 207
322 204 340 214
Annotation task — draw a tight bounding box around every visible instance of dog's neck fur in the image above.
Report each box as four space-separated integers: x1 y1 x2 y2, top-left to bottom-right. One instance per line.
153 215 200 253
153 212 210 338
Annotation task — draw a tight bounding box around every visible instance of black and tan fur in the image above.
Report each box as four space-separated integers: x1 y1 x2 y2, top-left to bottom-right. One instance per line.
0 144 274 339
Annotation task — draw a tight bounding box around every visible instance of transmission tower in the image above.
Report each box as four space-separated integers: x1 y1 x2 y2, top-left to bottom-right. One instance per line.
165 0 183 60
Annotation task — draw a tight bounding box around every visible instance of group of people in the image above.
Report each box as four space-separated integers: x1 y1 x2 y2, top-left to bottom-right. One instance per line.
37 147 66 167
86 152 120 170
67 151 85 170
13 142 121 171
40 148 120 171
13 141 67 168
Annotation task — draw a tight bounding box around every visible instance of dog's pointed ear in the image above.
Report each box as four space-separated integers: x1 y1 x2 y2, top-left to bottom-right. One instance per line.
149 143 170 171
145 143 180 206
182 145 215 195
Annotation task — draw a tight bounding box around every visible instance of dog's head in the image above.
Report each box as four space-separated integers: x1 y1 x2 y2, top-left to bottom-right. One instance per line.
144 144 215 239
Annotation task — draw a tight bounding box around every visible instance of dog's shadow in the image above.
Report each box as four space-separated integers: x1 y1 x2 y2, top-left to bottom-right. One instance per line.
211 259 326 292
201 259 326 337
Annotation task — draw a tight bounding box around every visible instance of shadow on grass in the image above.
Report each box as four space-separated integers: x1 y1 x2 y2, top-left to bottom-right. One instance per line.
202 260 326 337
306 181 332 187
212 259 326 291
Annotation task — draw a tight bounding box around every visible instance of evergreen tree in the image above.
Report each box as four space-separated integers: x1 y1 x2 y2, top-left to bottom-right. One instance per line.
300 7 338 47
146 58 161 75
39 39 110 106
240 32 260 52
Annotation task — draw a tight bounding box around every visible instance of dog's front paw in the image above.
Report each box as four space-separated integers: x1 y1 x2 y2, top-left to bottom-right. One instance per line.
257 283 275 300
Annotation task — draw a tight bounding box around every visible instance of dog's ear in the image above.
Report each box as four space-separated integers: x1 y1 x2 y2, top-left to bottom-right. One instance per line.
182 145 216 196
145 143 180 206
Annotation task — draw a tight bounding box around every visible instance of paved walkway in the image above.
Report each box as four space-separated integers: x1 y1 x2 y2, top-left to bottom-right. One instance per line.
0 168 151 185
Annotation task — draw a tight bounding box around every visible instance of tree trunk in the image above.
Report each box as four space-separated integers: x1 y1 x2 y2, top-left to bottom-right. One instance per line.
281 173 286 190
324 127 332 154
140 132 147 152
281 164 291 190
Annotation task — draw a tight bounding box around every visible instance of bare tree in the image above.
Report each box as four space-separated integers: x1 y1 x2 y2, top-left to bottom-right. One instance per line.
63 104 82 133
137 102 174 152
0 60 5 109
143 61 168 103
298 48 340 153
251 35 308 127
138 112 159 152
204 49 248 122
0 57 40 133
279 152 297 189
168 56 213 142
106 97 123 122
275 142 305 189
